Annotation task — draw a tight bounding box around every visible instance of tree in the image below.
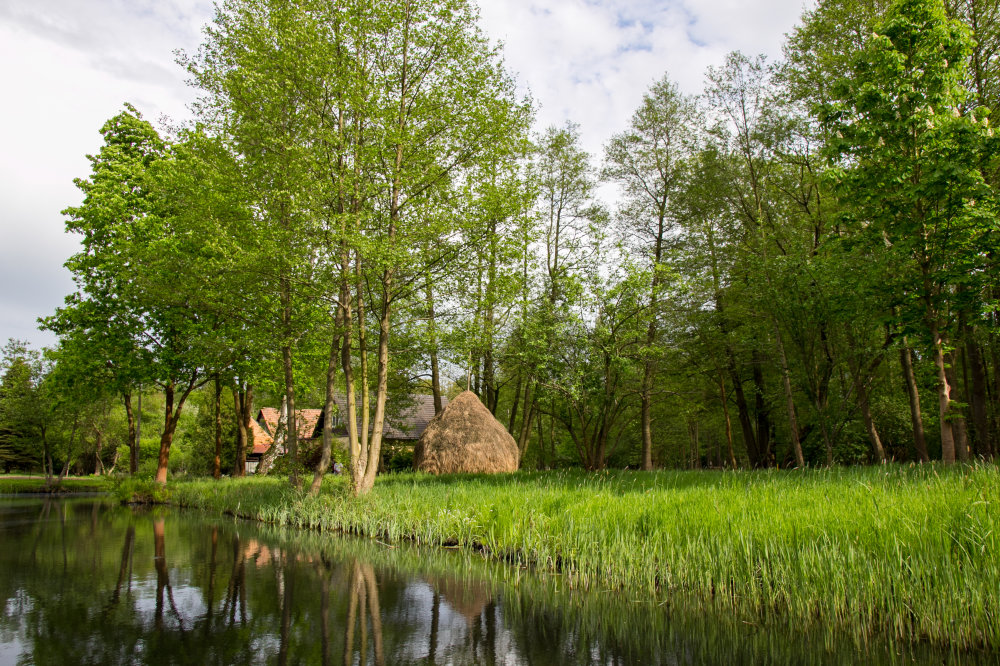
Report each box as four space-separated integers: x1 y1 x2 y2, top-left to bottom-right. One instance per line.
51 105 222 484
603 75 698 470
327 0 531 494
819 0 1000 462
0 340 51 474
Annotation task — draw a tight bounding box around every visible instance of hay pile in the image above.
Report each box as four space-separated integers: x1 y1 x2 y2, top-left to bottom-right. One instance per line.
413 391 519 474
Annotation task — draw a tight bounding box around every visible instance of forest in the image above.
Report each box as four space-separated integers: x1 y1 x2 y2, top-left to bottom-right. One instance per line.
1 0 998 493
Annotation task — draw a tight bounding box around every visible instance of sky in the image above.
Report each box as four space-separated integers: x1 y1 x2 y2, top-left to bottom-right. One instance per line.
0 0 810 350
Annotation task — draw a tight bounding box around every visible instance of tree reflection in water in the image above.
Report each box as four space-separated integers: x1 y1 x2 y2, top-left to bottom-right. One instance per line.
153 517 186 633
344 560 384 666
0 498 994 665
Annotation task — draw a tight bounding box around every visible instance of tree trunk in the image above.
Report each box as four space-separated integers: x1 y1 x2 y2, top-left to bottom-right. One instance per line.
945 352 970 462
507 373 522 436
136 390 142 463
357 287 392 494
535 411 547 469
845 330 887 463
751 352 772 466
356 255 370 457
242 386 255 471
483 344 498 414
154 376 201 485
688 419 701 469
719 372 738 468
94 428 104 475
123 392 138 475
311 304 344 496
41 427 51 481
640 378 654 470
426 279 443 415
57 416 77 482
855 374 887 463
900 343 930 462
213 376 222 479
232 388 247 478
965 333 993 459
282 344 299 487
342 272 363 491
728 356 759 465
992 337 1000 460
930 321 957 463
774 324 805 467
517 381 536 461
154 383 176 485
256 396 287 476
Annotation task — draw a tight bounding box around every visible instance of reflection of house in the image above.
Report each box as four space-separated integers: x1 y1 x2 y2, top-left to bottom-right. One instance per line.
247 395 446 472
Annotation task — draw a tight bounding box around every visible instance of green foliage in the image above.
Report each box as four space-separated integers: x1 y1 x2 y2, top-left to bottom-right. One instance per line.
0 340 49 471
383 445 414 473
35 0 1000 476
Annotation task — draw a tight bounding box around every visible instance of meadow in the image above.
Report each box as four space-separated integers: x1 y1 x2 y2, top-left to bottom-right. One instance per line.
113 463 1000 650
0 475 111 494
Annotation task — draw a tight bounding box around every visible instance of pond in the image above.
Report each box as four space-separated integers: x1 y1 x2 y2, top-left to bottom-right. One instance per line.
0 497 992 665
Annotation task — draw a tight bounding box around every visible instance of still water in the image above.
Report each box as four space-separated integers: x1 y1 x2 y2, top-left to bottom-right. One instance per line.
0 497 992 665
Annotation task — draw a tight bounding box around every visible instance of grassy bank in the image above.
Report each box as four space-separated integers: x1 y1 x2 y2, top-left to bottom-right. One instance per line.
153 464 995 649
0 475 112 494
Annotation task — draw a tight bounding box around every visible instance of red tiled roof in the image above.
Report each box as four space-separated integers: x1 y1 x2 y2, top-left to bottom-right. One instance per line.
258 408 280 435
249 419 274 455
296 409 322 440
256 407 322 441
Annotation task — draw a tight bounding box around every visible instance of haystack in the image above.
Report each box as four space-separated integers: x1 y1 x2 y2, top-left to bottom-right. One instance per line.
413 391 519 474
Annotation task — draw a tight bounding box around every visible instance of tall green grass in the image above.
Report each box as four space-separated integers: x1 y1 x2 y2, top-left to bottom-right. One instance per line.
165 464 999 649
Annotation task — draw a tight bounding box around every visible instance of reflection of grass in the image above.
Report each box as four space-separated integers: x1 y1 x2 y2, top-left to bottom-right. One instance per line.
166 464 1000 649
0 475 111 494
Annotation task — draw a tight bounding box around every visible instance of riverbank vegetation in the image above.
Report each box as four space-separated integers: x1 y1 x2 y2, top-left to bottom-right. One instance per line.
147 465 998 649
2 0 998 489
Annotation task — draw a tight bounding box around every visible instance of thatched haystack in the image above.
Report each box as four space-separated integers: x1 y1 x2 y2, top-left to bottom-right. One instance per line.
424 574 494 622
413 391 519 474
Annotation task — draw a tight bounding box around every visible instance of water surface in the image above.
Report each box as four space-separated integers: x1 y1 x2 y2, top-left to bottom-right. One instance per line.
0 498 991 665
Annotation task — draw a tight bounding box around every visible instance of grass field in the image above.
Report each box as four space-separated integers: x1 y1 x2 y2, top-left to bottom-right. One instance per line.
0 475 112 494
120 463 1000 649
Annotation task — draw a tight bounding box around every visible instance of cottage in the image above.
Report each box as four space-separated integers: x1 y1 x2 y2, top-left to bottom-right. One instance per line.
246 408 322 473
247 395 446 472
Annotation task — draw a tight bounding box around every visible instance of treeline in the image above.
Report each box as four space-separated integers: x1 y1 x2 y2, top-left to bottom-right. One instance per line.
5 0 999 490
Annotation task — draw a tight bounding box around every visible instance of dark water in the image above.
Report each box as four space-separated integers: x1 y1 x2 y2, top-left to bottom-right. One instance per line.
0 498 992 665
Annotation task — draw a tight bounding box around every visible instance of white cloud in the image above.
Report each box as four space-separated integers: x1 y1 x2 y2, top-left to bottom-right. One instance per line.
0 0 810 349
477 0 808 161
0 0 207 348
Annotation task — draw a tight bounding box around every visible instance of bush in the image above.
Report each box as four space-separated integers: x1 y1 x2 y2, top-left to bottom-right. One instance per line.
385 446 414 473
111 476 172 504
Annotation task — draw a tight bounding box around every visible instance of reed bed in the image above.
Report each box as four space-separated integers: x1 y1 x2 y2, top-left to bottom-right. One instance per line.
165 464 999 649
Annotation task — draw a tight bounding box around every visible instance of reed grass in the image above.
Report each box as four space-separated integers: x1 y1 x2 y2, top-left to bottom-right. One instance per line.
164 464 999 649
